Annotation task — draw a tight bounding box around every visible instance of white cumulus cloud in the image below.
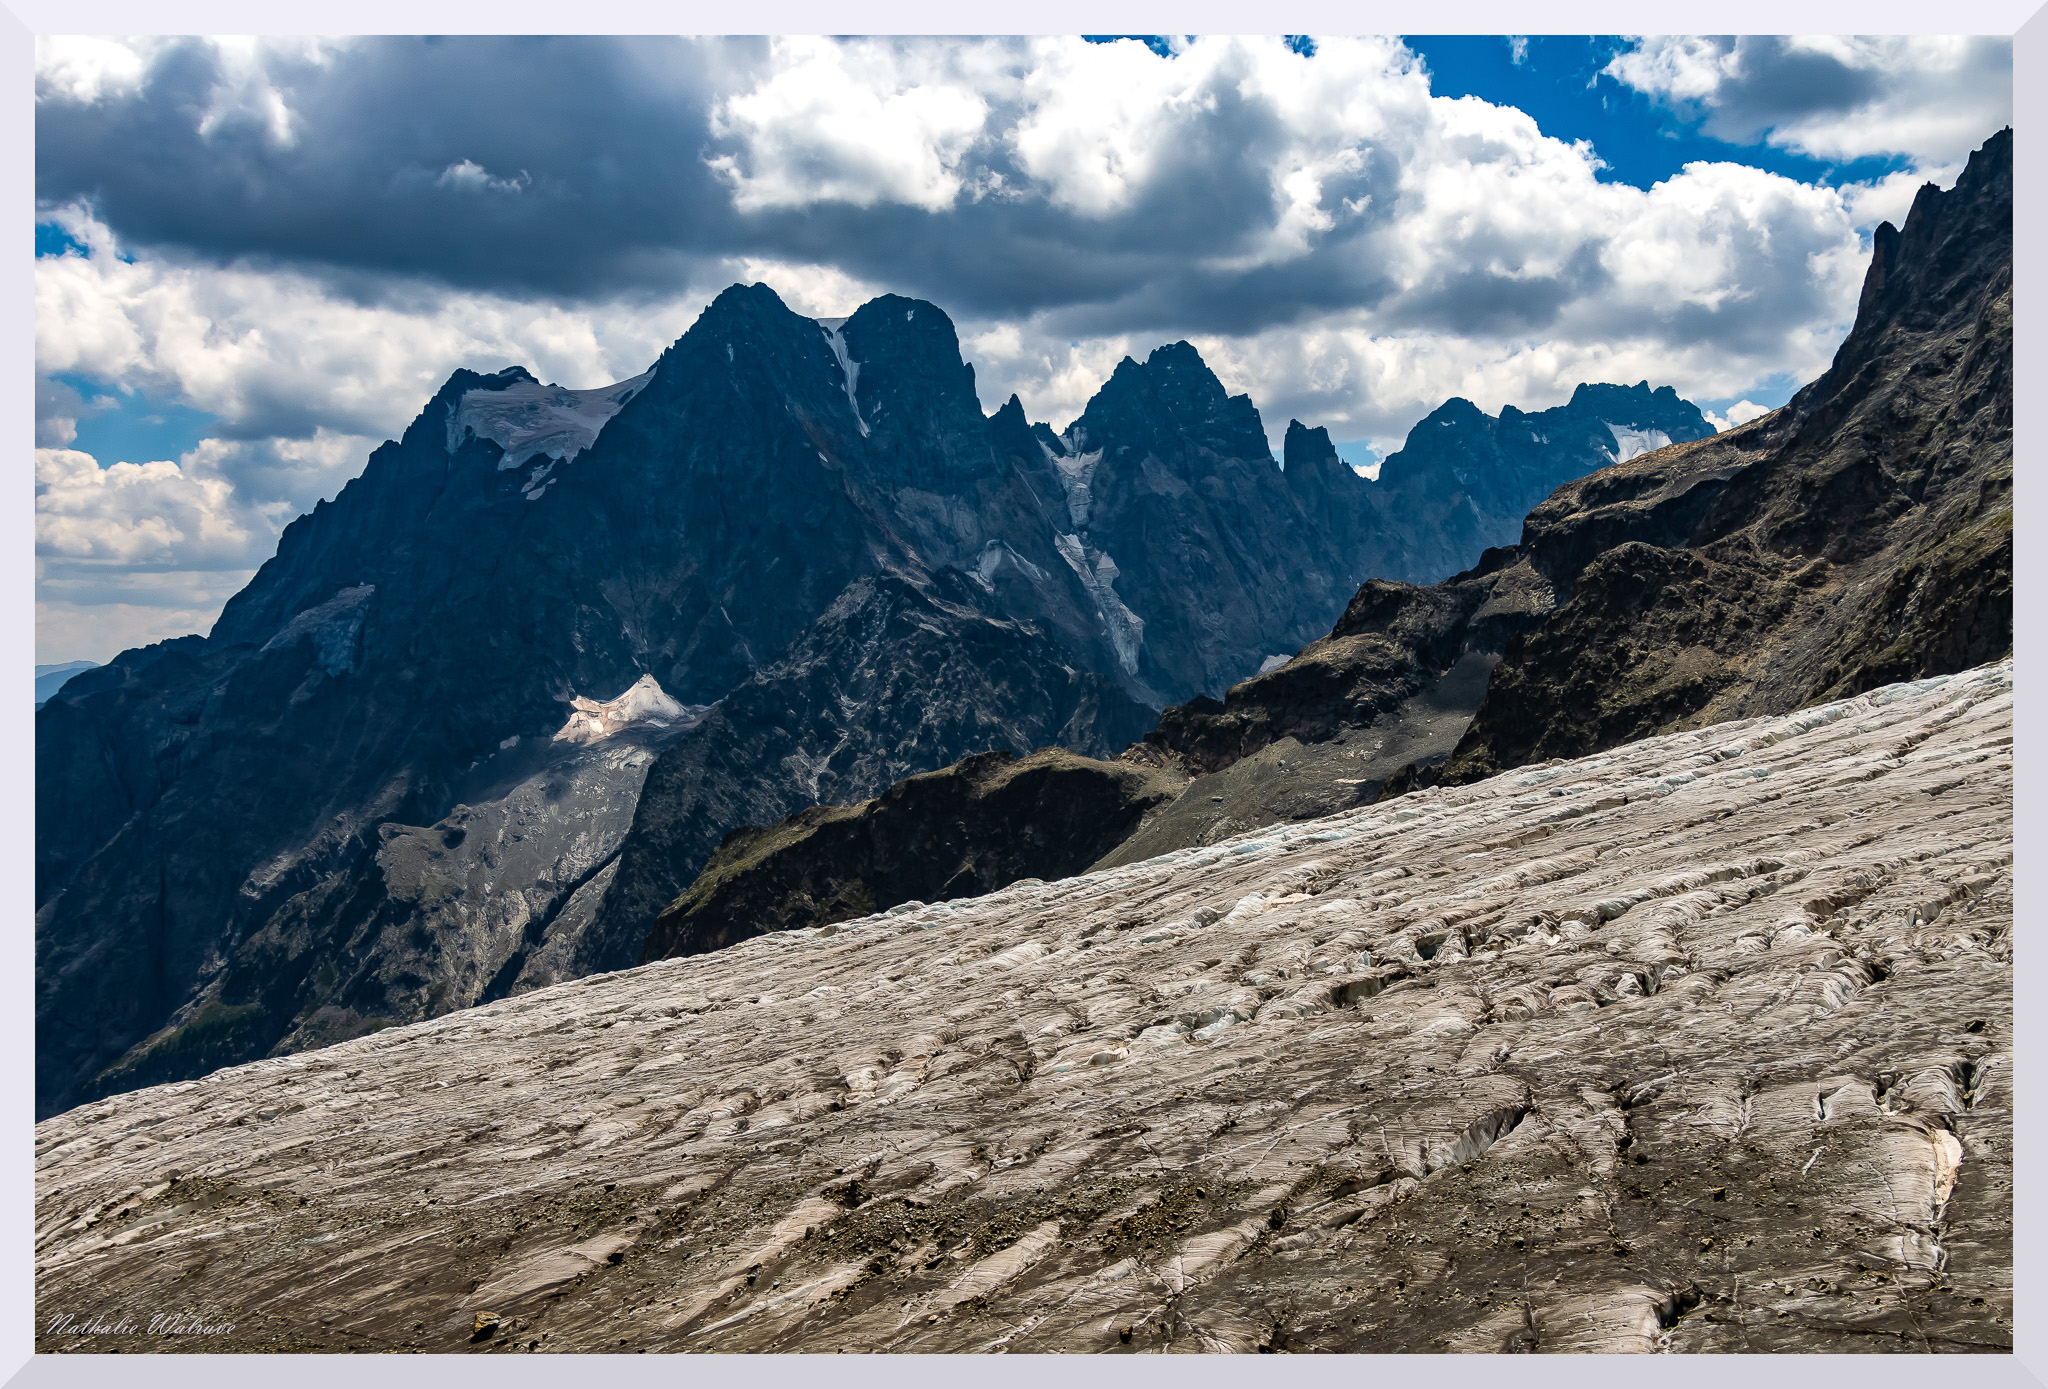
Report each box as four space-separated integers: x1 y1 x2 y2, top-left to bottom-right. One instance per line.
708 37 997 212
34 36 160 104
1605 36 2011 170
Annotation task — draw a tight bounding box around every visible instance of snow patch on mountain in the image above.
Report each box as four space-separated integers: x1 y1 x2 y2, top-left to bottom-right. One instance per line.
1050 448 1104 529
554 674 710 746
970 540 1050 592
816 318 870 438
448 369 654 472
1054 533 1145 674
1604 423 1674 465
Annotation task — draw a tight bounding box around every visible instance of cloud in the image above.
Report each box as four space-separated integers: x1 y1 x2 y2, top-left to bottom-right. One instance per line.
35 443 274 661
36 33 1959 327
436 160 531 195
35 572 257 665
34 36 1917 444
34 36 734 297
36 446 262 570
708 37 995 212
34 203 700 484
1702 399 1771 432
1605 37 2011 169
34 36 159 104
32 34 2010 655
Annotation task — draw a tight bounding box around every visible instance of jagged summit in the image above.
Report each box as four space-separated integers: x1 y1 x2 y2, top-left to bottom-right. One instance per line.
1067 340 1273 468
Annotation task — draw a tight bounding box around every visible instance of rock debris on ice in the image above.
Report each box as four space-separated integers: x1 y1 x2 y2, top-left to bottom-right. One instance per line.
32 662 2013 1354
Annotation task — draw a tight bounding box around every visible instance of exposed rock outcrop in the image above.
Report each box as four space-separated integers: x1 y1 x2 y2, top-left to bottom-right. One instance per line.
581 570 1157 970
642 747 1185 959
33 661 2013 1353
1427 130 2011 783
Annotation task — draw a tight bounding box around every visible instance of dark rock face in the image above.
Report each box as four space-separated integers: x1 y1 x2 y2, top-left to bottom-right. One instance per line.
642 746 1183 958
589 342 1671 965
1429 127 2012 783
1023 342 1365 702
84 720 697 1098
1354 383 1715 585
585 570 1155 970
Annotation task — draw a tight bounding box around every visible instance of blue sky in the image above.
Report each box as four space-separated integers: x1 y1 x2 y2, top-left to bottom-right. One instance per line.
34 35 2013 662
1406 36 1913 190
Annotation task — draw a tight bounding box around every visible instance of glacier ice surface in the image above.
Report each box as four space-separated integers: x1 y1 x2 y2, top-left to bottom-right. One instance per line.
449 369 654 473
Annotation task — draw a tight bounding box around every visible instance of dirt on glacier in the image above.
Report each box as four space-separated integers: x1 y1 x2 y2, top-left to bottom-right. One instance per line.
33 660 2011 1354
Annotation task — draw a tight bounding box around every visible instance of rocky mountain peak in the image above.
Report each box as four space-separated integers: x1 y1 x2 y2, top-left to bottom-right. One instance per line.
1070 341 1272 471
1376 381 1712 502
836 293 993 484
1826 126 2010 404
1143 340 1272 462
1562 380 1681 413
1281 418 1337 464
1280 419 1357 495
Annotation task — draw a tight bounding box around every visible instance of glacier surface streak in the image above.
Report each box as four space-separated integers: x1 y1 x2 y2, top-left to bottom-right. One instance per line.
32 661 2013 1354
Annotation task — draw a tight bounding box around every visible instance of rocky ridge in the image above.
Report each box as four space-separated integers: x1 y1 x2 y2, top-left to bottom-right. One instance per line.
33 660 2013 1353
1311 380 1715 586
1159 129 2010 799
643 746 1185 958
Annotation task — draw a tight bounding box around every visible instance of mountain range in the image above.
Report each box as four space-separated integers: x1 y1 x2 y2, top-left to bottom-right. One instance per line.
35 282 1705 1117
34 661 97 710
641 129 2013 963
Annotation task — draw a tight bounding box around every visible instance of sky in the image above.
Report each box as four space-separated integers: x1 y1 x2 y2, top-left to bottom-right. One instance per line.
32 34 2015 665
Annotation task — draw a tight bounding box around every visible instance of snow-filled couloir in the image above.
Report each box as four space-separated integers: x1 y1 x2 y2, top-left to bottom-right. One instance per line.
815 318 870 438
